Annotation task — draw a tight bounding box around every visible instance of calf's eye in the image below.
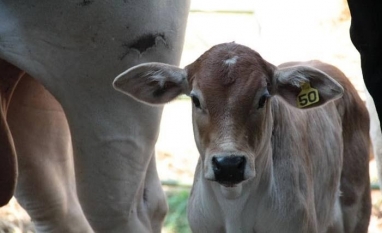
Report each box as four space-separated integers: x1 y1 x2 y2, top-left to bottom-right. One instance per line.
192 95 201 109
258 94 270 109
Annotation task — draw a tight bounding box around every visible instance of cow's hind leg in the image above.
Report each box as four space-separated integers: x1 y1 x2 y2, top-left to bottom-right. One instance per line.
7 74 93 233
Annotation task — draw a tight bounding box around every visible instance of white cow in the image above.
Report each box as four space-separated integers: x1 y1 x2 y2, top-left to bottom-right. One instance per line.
0 1 190 232
114 42 371 233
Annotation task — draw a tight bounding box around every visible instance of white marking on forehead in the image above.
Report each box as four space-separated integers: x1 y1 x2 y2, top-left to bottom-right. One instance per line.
224 56 239 66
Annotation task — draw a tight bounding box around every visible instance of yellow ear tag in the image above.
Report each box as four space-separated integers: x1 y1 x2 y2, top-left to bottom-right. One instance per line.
297 82 319 108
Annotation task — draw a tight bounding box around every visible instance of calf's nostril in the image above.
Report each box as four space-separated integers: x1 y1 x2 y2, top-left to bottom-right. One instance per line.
212 157 221 172
237 157 245 171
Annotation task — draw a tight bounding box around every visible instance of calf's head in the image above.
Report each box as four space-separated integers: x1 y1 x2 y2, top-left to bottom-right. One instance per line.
113 43 343 187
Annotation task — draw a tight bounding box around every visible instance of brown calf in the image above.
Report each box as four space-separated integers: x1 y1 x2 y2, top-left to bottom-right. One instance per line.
114 42 371 233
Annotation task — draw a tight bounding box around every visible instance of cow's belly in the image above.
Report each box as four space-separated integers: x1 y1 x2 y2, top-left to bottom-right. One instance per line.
0 0 189 93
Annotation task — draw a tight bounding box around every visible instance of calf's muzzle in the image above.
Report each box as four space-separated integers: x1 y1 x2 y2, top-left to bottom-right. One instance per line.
211 156 246 186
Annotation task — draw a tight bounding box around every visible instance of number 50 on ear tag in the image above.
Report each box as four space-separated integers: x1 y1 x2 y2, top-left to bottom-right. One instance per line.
297 83 319 108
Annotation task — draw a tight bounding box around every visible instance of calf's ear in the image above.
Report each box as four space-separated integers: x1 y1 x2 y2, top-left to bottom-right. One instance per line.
113 62 189 105
273 65 344 109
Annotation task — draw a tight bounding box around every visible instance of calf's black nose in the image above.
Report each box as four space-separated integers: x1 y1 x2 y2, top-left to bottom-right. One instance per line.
212 156 246 185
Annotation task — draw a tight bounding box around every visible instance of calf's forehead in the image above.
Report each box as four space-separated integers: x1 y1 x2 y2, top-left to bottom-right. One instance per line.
187 43 271 102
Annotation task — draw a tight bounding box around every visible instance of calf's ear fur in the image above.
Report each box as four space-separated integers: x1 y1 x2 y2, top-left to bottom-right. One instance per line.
273 65 344 109
113 62 189 105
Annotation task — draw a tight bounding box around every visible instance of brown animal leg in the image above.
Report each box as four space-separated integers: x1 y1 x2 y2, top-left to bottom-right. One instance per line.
7 74 93 232
0 59 22 206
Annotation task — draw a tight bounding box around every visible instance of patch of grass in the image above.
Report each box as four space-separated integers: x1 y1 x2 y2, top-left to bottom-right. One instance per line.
164 189 191 233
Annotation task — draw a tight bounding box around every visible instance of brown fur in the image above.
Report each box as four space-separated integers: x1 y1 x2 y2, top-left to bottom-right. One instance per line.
114 42 371 233
186 43 371 233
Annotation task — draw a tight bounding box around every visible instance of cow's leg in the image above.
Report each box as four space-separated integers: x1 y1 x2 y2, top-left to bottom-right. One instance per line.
0 59 22 206
112 152 168 232
348 0 382 128
348 0 382 192
365 91 382 190
7 74 93 233
61 94 165 232
0 1 190 231
143 154 168 232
